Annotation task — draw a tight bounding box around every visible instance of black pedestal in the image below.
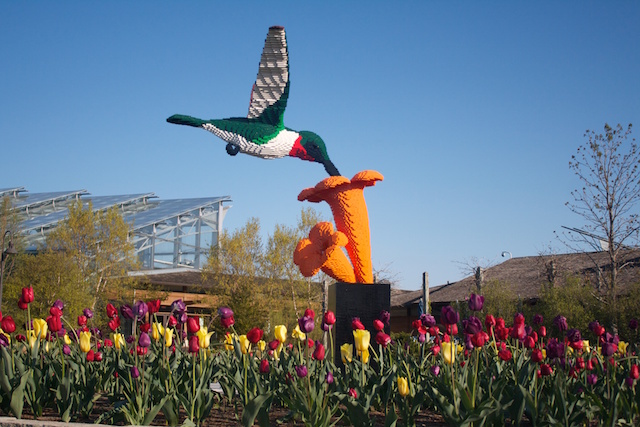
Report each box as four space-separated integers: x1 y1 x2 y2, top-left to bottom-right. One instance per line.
328 282 390 365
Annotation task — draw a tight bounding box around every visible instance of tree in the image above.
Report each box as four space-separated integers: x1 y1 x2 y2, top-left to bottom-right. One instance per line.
44 201 139 313
565 123 640 306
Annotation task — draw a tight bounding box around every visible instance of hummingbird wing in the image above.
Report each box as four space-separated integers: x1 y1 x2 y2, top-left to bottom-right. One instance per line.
247 26 289 128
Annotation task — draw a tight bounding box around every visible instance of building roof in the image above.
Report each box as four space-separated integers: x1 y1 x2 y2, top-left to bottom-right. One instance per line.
392 250 640 308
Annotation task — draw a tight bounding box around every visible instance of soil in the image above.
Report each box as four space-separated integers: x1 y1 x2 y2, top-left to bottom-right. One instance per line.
18 396 447 426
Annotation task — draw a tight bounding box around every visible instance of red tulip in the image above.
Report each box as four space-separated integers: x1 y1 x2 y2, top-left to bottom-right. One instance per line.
531 349 543 363
348 388 358 399
375 332 391 347
313 342 325 361
188 335 199 353
498 349 512 361
95 352 103 362
259 359 270 374
304 308 315 319
21 287 34 304
221 315 234 329
485 314 496 330
147 299 161 314
373 319 384 332
351 318 365 330
77 315 87 326
106 303 117 318
47 315 62 333
538 326 547 337
631 364 640 380
187 317 200 334
1 316 15 333
323 311 336 325
104 339 113 347
86 350 95 362
49 307 62 317
540 363 553 376
167 315 178 327
139 323 151 333
18 297 28 310
247 327 264 344
108 316 121 331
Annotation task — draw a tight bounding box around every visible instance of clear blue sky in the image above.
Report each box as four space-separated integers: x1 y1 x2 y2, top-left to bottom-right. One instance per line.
2 2 639 290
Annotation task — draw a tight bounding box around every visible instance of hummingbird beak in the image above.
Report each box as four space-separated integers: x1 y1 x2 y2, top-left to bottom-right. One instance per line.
322 158 341 176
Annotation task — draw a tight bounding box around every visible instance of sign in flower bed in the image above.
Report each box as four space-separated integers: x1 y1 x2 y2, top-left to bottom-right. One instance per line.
0 288 639 426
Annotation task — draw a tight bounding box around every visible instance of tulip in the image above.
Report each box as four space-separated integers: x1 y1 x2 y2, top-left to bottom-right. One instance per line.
77 315 87 327
63 334 71 345
163 328 173 348
373 319 384 332
86 349 95 361
147 299 161 314
630 364 639 380
172 299 187 313
49 306 63 317
532 314 543 325
468 293 484 311
538 325 547 337
106 303 117 318
108 316 121 331
553 315 568 332
353 329 370 352
498 349 512 361
432 344 441 356
196 326 214 349
348 388 358 399
341 343 353 363
133 301 148 319
112 333 125 350
463 316 483 335
295 365 308 378
221 315 235 329
546 339 565 359
587 373 597 385
167 315 178 327
131 366 140 379
18 297 28 310
397 377 409 397
21 287 34 304
441 341 455 365
1 316 15 333
313 341 325 361
511 322 526 340
540 363 553 376
532 348 544 363
247 327 264 344
351 317 365 330
187 317 200 334
79 331 91 353
33 318 48 339
47 315 62 333
259 359 270 374
375 332 391 347
324 311 336 326
291 325 306 341
298 315 314 334
138 332 151 348
82 308 93 319
151 322 164 341
412 319 427 335
188 335 199 353
440 306 459 326
420 314 436 327
326 371 334 384
236 335 249 354
120 304 134 320
567 328 582 345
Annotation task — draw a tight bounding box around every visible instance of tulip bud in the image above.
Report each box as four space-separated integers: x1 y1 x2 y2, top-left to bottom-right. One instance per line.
351 317 365 330
131 366 140 379
47 315 62 333
247 327 264 344
312 341 325 361
138 332 151 348
77 315 87 327
83 308 94 319
167 315 178 327
21 287 34 304
49 306 63 317
86 349 95 361
295 365 308 378
259 359 270 374
397 377 409 397
303 308 315 319
326 371 334 384
1 316 15 334
298 315 314 334
18 297 28 310
62 344 71 355
188 335 199 353
373 319 384 332
348 388 358 399
120 305 134 320
323 311 336 325
187 317 200 334
468 293 484 311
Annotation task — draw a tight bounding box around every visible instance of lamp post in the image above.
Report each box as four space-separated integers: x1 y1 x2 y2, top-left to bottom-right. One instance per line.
0 230 18 311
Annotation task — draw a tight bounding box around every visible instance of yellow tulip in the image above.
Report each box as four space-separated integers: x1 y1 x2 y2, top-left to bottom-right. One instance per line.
44 341 50 352
196 326 215 349
164 328 174 348
112 333 125 350
397 377 409 397
152 322 165 341
238 334 250 354
63 334 71 345
224 333 235 351
618 341 629 355
33 318 48 340
291 325 306 341
360 348 370 364
257 340 266 352
441 341 456 365
273 342 283 360
341 343 353 363
582 340 591 353
353 329 370 352
79 331 92 353
27 331 37 349
542 349 547 359
274 325 287 343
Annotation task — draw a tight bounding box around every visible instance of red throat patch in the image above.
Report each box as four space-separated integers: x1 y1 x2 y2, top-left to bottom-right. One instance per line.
289 136 315 161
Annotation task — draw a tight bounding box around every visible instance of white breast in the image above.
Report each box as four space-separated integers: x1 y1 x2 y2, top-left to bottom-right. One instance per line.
202 124 299 159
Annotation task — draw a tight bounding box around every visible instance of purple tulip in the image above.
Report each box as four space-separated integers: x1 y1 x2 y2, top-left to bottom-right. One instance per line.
463 316 483 335
0 335 9 347
629 318 639 331
440 306 459 326
326 372 334 384
532 314 543 325
138 332 151 348
295 365 308 378
83 308 94 319
298 315 314 334
553 315 568 333
321 321 331 332
418 333 426 344
546 338 565 359
63 344 71 355
626 377 634 388
126 335 136 344
430 365 440 376
566 328 582 343
53 299 64 311
587 374 597 385
120 304 134 320
57 328 67 338
131 366 140 379
178 311 188 324
218 306 233 318
420 314 436 328
379 310 391 325
468 293 484 311
133 301 148 319
171 299 187 313
464 334 474 351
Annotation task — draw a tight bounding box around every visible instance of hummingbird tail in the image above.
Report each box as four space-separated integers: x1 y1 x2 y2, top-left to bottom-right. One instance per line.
166 114 206 127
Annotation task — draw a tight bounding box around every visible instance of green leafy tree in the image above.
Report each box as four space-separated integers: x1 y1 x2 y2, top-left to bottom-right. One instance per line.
0 196 22 311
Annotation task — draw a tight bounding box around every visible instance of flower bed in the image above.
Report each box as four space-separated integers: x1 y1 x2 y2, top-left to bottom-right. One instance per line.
0 288 638 426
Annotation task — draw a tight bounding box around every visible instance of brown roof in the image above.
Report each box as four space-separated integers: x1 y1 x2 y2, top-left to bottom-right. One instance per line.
392 250 640 308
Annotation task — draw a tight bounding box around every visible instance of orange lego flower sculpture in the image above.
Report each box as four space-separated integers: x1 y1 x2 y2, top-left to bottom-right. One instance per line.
293 222 356 283
298 170 384 283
